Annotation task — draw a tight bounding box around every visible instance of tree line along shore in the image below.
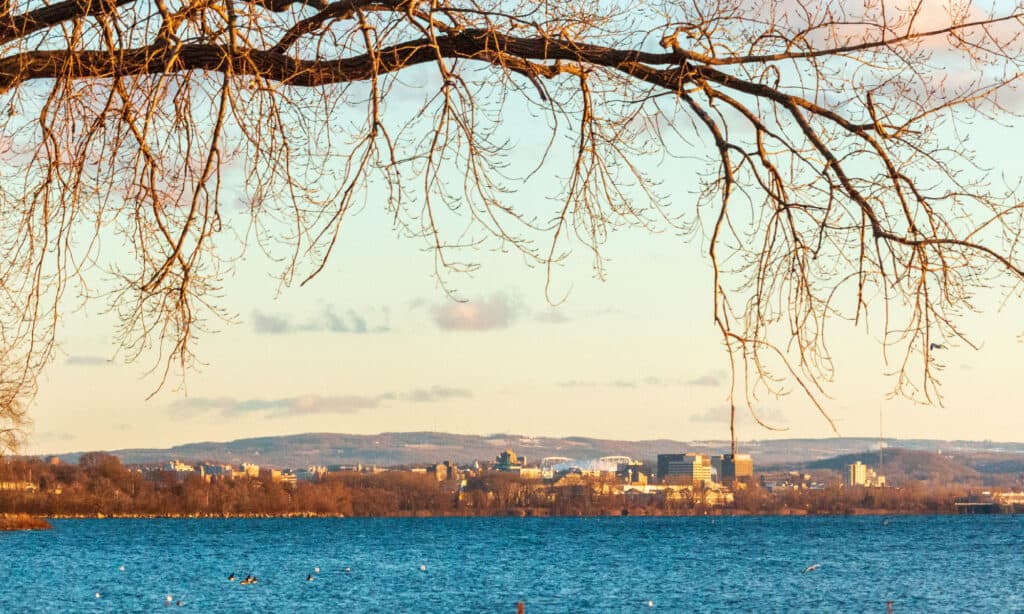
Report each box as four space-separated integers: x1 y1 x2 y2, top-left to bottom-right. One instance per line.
0 453 996 528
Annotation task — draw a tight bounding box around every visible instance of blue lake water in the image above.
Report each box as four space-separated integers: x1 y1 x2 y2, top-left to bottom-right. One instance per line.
1 516 1021 612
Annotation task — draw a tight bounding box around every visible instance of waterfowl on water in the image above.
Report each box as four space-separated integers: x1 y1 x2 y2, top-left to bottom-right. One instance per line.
228 573 235 582
307 575 314 582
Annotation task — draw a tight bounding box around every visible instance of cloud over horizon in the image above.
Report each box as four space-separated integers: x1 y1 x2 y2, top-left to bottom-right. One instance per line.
687 371 727 387
557 376 685 389
252 306 390 335
65 355 111 367
690 405 787 427
169 385 472 419
534 309 570 324
33 430 76 442
431 294 518 331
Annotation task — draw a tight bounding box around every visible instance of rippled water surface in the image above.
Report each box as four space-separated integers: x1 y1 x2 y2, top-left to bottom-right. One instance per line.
1 516 1022 612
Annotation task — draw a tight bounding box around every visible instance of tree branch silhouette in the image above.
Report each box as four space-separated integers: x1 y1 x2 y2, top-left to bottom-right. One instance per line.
1 0 1023 451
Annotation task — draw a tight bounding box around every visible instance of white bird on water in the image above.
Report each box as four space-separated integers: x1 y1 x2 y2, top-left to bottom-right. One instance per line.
314 566 320 573
803 564 822 573
419 565 427 572
118 565 125 572
95 593 101 599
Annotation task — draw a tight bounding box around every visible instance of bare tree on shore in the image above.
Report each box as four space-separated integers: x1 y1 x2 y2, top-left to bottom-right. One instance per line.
1 0 1023 451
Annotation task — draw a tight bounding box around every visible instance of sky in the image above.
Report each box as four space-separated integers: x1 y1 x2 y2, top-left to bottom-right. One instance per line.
21 8 1024 454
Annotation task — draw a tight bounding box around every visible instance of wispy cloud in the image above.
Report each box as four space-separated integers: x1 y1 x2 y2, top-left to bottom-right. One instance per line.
169 397 240 417
432 294 518 331
169 386 472 419
384 386 473 403
534 309 570 324
687 371 726 387
34 430 76 442
689 407 732 423
252 306 390 335
642 376 679 386
557 377 683 389
414 294 570 329
559 379 636 388
320 308 373 334
252 312 291 334
690 405 787 425
232 395 382 417
65 355 111 367
558 373 726 389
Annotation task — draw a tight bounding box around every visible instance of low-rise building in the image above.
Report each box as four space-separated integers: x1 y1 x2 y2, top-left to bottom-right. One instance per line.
715 454 754 485
759 471 824 491
513 467 544 479
295 466 327 481
259 468 283 482
617 461 650 486
165 460 195 481
657 453 712 486
847 461 885 487
197 463 233 482
495 449 525 471
241 463 260 478
703 483 735 506
430 461 461 481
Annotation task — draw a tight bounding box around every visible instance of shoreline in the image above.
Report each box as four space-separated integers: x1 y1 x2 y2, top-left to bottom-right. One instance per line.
38 508 974 520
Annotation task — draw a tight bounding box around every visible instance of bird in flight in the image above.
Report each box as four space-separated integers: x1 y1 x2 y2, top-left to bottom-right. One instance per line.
929 342 946 350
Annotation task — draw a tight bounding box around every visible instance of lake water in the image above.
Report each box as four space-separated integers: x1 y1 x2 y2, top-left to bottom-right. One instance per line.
1 516 1021 612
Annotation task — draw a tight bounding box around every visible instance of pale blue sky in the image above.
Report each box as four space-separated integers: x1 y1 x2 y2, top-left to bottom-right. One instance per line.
22 13 1024 454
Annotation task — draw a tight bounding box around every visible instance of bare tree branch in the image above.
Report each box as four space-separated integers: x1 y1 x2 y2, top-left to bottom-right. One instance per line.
1 0 1023 449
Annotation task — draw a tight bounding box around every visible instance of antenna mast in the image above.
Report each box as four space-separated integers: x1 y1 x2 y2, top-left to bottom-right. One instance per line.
879 404 884 479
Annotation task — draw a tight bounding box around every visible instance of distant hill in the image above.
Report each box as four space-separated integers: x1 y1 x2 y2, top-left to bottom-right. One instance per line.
958 452 1024 475
760 447 1024 485
802 449 982 483
46 432 1024 470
